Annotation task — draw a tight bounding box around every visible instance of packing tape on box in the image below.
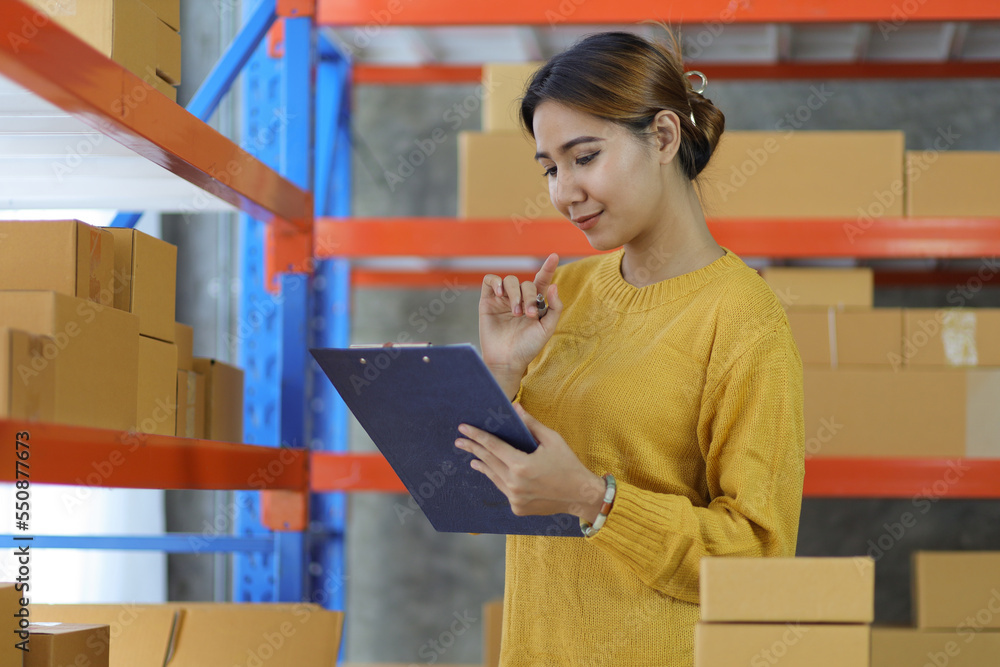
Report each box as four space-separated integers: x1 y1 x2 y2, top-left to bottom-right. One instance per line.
185 372 197 438
827 306 839 368
89 228 102 303
941 310 978 366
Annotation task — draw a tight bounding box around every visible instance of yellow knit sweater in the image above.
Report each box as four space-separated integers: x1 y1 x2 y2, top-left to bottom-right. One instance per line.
501 247 805 667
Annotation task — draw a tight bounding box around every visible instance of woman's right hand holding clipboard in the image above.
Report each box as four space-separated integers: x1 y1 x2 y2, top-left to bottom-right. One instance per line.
478 253 562 400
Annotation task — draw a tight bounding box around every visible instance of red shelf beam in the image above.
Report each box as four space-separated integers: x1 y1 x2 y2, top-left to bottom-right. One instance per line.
319 0 1000 25
0 420 308 491
311 452 406 493
0 0 312 229
803 458 1000 499
316 217 1000 259
353 62 1000 86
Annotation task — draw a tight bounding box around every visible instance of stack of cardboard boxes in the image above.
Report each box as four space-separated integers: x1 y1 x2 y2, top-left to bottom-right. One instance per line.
459 62 1000 224
696 557 875 666
1 582 344 667
25 0 182 102
764 266 1000 458
872 551 1000 666
0 220 243 444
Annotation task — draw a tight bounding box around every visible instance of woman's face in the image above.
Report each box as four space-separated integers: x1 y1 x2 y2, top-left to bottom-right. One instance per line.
532 100 671 251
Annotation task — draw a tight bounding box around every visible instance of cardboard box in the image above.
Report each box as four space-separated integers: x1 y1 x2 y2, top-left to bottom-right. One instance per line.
0 583 25 667
700 131 905 218
31 603 343 667
459 132 559 220
26 0 158 79
175 369 203 439
700 557 874 623
144 69 177 102
0 220 114 306
902 309 1000 367
138 336 177 435
139 0 179 30
907 151 1000 217
763 268 873 308
0 292 139 430
1 328 56 421
108 228 177 342
804 368 1000 458
871 626 1000 667
193 358 244 443
913 551 1000 630
174 322 193 371
25 623 110 667
482 62 543 132
483 598 503 667
155 18 180 84
695 622 869 667
787 308 902 366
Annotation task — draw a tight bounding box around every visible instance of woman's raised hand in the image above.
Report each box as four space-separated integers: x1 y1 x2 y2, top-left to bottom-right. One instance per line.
479 253 562 382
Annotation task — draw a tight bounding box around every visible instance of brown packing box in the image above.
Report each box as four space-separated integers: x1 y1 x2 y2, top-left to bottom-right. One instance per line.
907 151 1000 216
762 268 873 308
138 336 177 436
193 358 244 443
913 551 1000 630
871 626 1000 667
0 328 56 421
142 69 177 102
700 131 905 218
155 18 181 84
459 132 559 220
0 292 139 430
695 622 869 667
176 369 190 438
0 583 24 667
31 603 343 667
174 322 194 371
0 220 114 306
108 228 177 342
139 0 180 30
700 557 875 623
483 598 503 667
482 62 543 132
902 309 1000 367
804 368 1000 458
193 371 206 438
787 308 903 367
26 0 157 80
25 623 110 667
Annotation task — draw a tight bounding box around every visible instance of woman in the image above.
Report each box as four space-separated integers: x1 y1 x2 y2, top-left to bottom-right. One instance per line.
453 30 805 666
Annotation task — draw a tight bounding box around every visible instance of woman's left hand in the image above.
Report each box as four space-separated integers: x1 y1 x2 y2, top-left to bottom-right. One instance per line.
455 403 606 521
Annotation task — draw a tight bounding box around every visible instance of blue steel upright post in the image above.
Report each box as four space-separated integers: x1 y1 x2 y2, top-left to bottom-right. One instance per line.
235 1 313 602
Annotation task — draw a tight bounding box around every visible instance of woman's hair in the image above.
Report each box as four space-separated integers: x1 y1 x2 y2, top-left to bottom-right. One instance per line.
519 30 725 181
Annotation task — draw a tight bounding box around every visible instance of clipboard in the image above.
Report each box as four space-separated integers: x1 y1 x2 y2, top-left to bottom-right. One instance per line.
310 343 581 537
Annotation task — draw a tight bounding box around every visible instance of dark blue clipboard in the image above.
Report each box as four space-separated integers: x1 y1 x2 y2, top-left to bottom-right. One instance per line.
310 343 580 537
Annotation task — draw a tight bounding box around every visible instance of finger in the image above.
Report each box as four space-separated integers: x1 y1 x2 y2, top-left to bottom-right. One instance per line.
521 280 539 317
458 423 523 468
502 275 522 315
481 274 503 299
468 455 509 498
456 436 509 478
532 253 560 292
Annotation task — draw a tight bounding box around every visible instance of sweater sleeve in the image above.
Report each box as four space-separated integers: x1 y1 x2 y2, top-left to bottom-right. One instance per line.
587 328 805 604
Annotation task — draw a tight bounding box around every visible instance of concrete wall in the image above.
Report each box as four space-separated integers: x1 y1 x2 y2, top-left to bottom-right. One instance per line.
346 79 1000 663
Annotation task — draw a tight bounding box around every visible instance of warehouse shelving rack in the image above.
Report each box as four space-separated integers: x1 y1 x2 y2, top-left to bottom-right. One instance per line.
2 0 1000 610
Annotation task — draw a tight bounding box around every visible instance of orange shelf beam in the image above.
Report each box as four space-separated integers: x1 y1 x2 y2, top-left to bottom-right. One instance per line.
319 0 1000 25
309 452 1000 498
0 0 312 228
311 452 406 493
803 458 1000 499
0 420 308 491
317 217 1000 259
352 62 1000 85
